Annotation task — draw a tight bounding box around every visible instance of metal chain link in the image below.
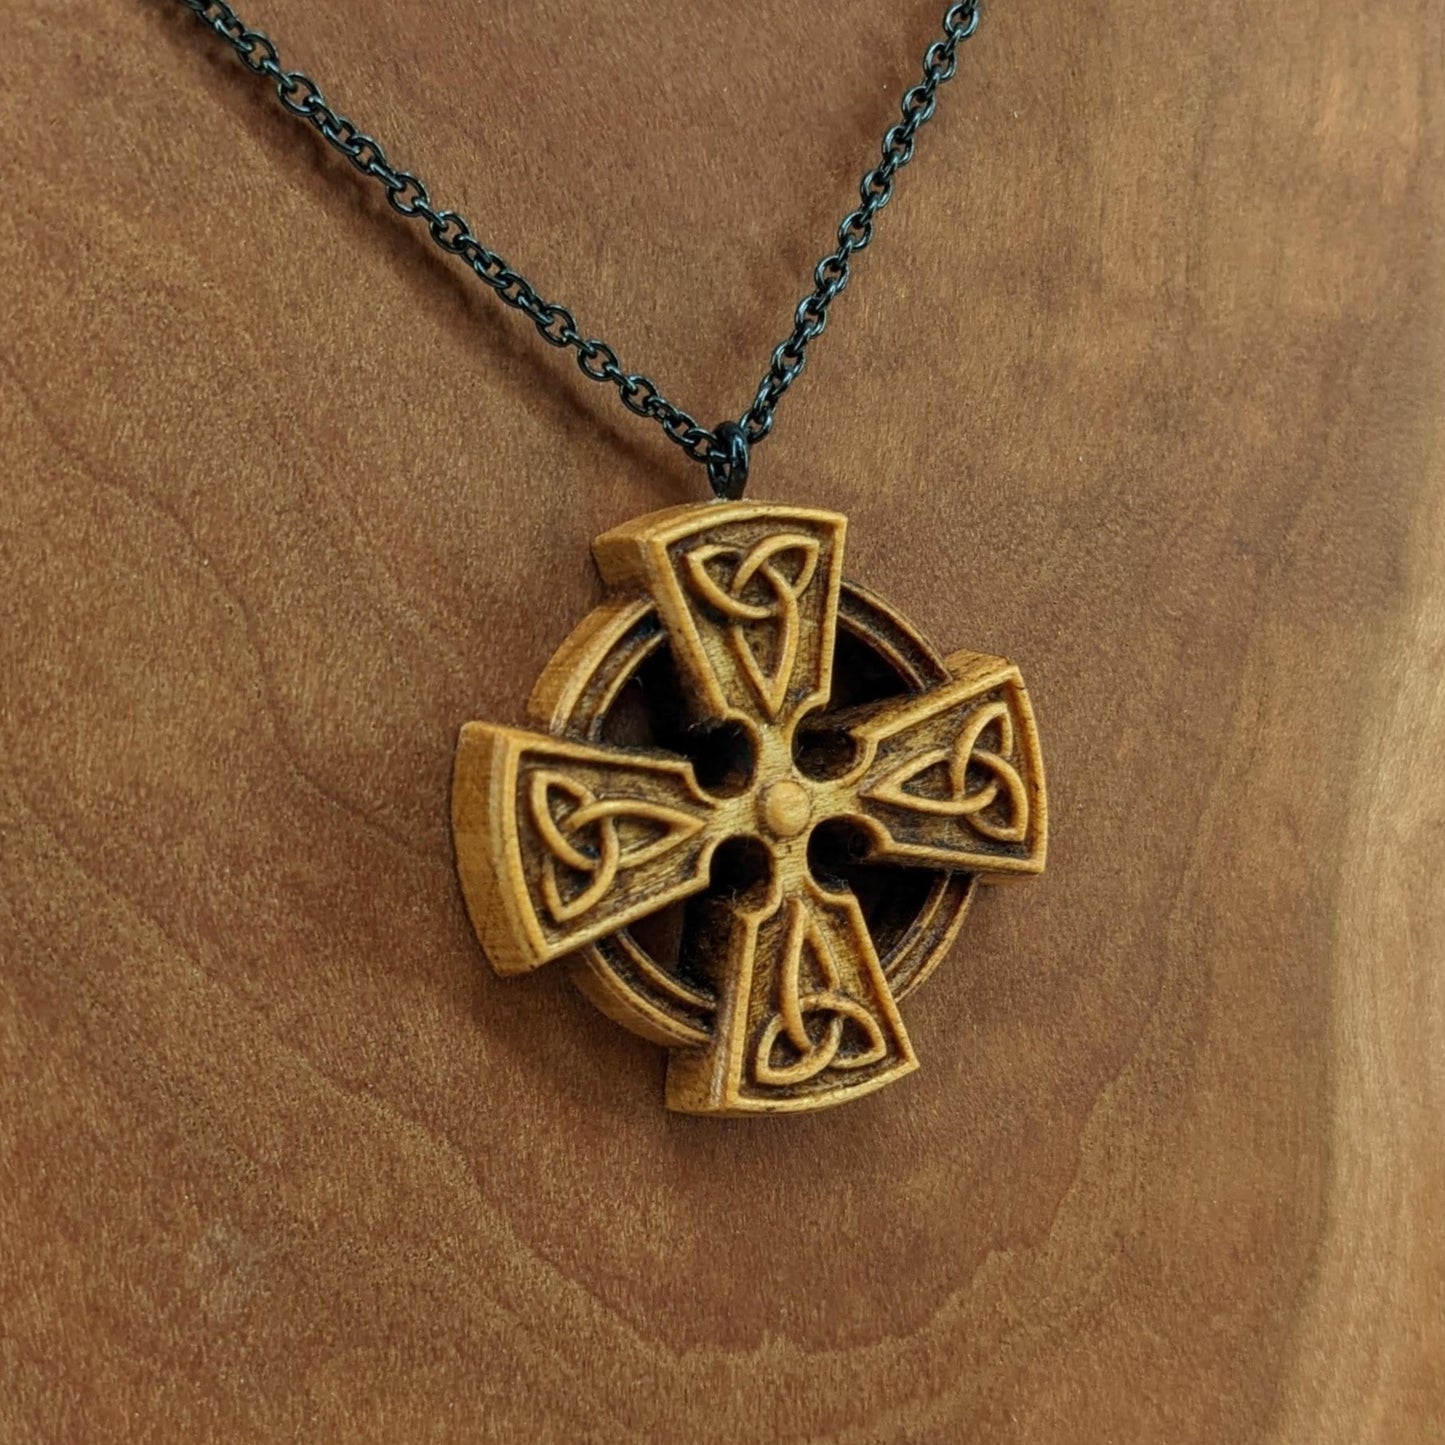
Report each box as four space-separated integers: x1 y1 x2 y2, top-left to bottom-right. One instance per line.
171 0 982 497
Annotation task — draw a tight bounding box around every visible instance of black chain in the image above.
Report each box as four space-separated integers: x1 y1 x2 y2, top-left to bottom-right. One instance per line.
171 0 982 498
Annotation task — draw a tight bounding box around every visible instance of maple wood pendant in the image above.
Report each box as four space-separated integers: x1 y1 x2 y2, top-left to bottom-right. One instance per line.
173 3 1042 1113
453 502 1046 1114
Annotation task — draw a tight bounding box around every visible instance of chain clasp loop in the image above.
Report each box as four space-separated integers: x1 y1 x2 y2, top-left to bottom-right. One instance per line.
706 422 751 500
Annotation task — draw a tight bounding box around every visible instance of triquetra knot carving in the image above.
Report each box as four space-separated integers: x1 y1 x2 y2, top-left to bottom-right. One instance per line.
683 532 821 718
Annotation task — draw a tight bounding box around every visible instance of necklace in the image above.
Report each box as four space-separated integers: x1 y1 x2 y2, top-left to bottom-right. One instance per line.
177 0 1047 1117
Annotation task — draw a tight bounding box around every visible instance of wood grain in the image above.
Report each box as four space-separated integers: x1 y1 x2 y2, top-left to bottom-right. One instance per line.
2 0 1441 1439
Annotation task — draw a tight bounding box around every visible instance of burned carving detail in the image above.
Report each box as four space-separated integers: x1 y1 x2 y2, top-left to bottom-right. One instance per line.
682 532 821 719
864 698 1029 845
529 769 706 924
753 898 890 1087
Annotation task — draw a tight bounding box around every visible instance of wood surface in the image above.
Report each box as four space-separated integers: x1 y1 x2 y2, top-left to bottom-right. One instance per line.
2 0 1442 1439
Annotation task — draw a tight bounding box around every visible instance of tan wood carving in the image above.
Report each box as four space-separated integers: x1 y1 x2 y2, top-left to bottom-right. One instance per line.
453 502 1046 1114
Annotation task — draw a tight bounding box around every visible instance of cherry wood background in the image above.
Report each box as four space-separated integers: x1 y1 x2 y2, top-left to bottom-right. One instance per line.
3 1 1442 1440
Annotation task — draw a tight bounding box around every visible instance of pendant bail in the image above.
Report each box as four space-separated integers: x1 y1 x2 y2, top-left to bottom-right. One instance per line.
707 421 751 501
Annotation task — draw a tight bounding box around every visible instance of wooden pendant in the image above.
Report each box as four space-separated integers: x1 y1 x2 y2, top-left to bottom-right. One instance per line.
452 502 1047 1115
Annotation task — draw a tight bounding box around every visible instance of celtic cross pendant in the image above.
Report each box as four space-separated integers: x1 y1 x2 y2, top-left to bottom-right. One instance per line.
452 503 1047 1115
